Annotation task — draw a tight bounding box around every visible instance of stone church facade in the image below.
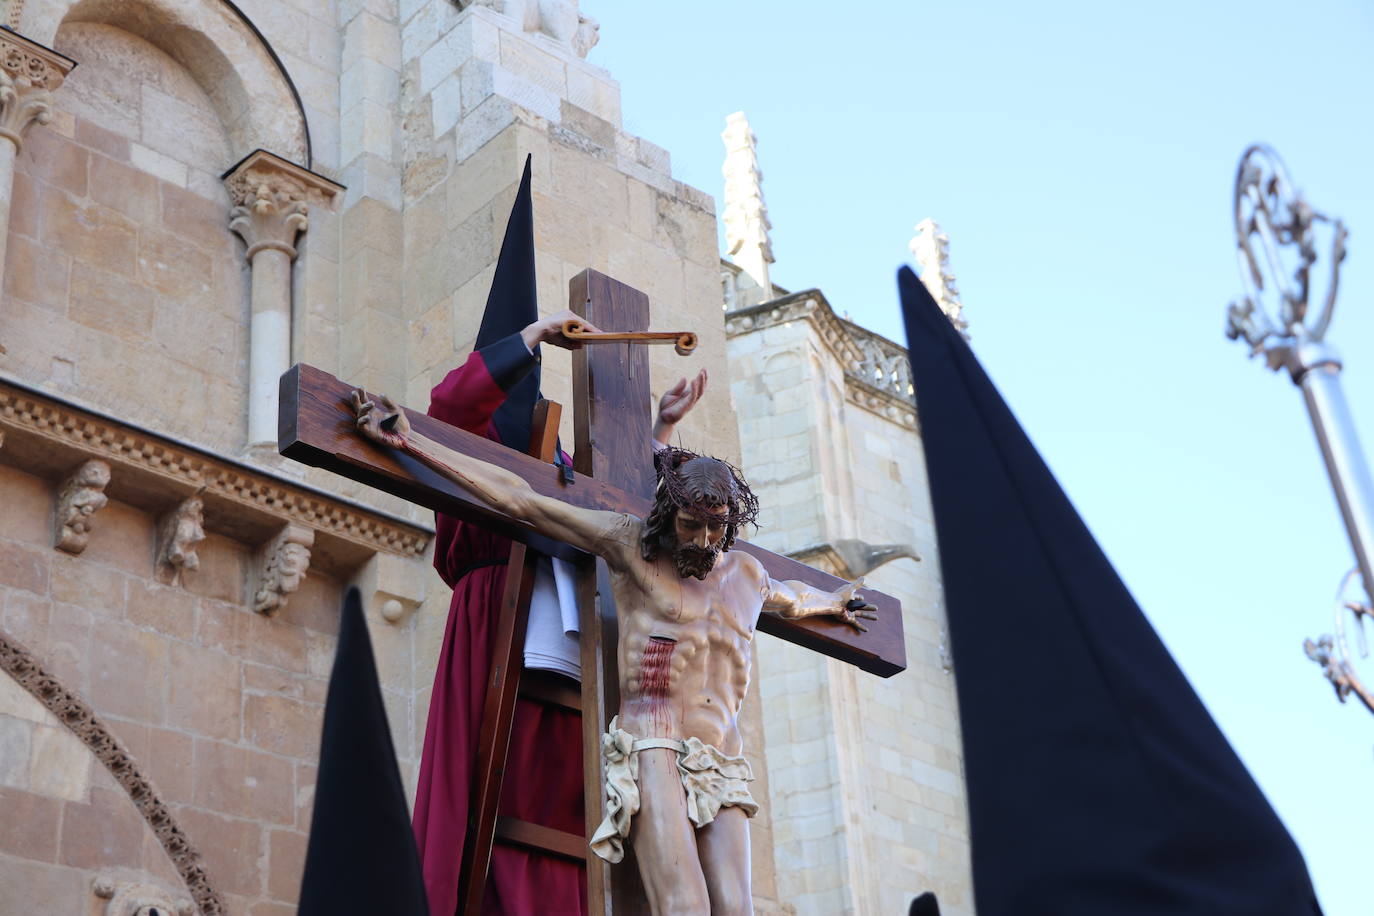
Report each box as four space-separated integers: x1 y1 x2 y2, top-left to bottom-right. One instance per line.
0 0 970 912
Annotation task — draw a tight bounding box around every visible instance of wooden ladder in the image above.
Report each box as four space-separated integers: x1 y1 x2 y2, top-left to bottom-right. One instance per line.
455 398 592 912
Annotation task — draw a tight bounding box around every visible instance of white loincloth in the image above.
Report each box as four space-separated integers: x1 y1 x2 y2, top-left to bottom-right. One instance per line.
589 715 758 864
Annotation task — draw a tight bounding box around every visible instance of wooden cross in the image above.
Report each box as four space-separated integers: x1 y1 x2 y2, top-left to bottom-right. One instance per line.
279 269 906 915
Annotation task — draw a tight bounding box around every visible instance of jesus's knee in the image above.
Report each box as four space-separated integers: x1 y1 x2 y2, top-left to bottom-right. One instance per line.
660 884 711 916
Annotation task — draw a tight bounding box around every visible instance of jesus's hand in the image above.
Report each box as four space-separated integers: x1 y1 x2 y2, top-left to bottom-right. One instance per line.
834 577 878 633
654 368 708 444
351 390 410 449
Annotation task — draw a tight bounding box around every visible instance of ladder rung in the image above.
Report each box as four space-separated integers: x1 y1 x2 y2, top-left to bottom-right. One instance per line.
494 816 587 862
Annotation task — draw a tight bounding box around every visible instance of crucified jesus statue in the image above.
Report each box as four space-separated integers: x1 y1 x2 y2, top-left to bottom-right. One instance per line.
351 390 876 916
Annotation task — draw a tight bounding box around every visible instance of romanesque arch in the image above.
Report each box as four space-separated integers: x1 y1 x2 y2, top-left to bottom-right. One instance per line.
23 0 309 168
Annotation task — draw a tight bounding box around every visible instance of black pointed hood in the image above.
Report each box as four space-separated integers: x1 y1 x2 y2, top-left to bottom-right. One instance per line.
298 588 428 915
898 266 1321 915
477 155 542 450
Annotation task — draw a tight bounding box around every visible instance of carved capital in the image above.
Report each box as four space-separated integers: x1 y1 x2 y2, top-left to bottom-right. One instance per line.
54 458 110 554
253 523 314 616
0 30 76 150
157 496 205 587
223 150 342 261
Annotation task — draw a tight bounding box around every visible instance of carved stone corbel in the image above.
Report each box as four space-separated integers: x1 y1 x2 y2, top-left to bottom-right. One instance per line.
156 496 205 587
54 459 111 554
252 523 314 615
92 875 193 916
223 150 343 449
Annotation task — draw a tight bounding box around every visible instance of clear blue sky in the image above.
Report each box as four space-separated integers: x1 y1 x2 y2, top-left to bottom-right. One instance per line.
588 1 1374 911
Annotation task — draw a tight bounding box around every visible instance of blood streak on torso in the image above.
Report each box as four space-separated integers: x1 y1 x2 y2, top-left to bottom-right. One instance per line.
640 636 676 735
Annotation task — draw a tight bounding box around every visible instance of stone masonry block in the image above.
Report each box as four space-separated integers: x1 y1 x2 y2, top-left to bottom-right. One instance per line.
429 72 463 138
459 57 495 115
42 193 138 280
28 723 92 802
89 153 160 225
491 67 560 124
420 14 498 93
566 63 621 127
452 95 517 172
280 52 336 116
139 84 228 170
245 693 322 761
20 129 88 197
342 196 403 261
4 234 69 312
343 10 401 73
8 171 39 238
339 153 403 211
193 739 295 825
557 101 615 151
341 98 396 162
129 143 187 188
166 642 241 742
0 716 31 790
75 117 131 162
399 0 436 29
499 31 567 98
342 56 401 113
550 142 628 228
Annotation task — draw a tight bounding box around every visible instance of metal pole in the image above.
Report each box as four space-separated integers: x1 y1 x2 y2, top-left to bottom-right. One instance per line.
1294 347 1374 595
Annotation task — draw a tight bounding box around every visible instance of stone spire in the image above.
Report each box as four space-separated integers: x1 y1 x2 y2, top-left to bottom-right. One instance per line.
721 111 774 298
910 218 968 337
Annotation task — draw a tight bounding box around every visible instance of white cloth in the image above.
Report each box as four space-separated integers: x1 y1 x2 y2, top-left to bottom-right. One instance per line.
589 716 758 864
522 556 581 679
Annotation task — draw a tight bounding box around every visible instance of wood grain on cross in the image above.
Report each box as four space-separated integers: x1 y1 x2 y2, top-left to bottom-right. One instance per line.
279 269 906 915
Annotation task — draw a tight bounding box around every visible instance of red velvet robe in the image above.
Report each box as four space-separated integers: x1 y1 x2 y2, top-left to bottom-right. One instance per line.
413 333 586 916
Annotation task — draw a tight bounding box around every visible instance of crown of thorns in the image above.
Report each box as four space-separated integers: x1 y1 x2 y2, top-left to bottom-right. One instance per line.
653 446 760 527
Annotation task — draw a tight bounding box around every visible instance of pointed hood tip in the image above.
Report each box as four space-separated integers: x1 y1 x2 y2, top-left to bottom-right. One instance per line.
897 262 954 345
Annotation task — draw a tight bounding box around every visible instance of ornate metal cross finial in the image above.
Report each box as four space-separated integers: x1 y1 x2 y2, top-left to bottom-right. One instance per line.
1226 145 1374 719
1226 144 1348 372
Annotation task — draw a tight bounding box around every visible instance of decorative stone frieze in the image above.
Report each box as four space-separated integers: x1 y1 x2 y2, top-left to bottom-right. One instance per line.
54 458 111 554
725 290 919 429
223 150 344 449
0 28 75 148
157 496 205 587
92 876 193 916
0 629 224 914
0 380 430 562
252 523 314 615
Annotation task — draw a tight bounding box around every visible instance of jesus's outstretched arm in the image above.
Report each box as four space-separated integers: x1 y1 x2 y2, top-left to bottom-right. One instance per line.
351 390 637 562
762 574 879 633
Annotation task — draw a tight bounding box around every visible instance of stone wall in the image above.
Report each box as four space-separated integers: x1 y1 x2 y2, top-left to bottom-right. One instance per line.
726 286 973 915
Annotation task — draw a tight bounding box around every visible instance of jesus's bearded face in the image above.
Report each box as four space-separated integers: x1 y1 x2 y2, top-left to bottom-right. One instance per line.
665 504 729 580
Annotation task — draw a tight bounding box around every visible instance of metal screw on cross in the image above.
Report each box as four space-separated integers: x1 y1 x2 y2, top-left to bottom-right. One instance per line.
1225 144 1374 717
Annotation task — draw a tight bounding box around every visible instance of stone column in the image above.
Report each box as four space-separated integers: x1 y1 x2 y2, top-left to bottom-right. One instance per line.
0 30 74 293
224 151 342 450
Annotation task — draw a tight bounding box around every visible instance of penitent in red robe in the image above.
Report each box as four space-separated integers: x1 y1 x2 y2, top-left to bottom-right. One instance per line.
413 332 586 916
